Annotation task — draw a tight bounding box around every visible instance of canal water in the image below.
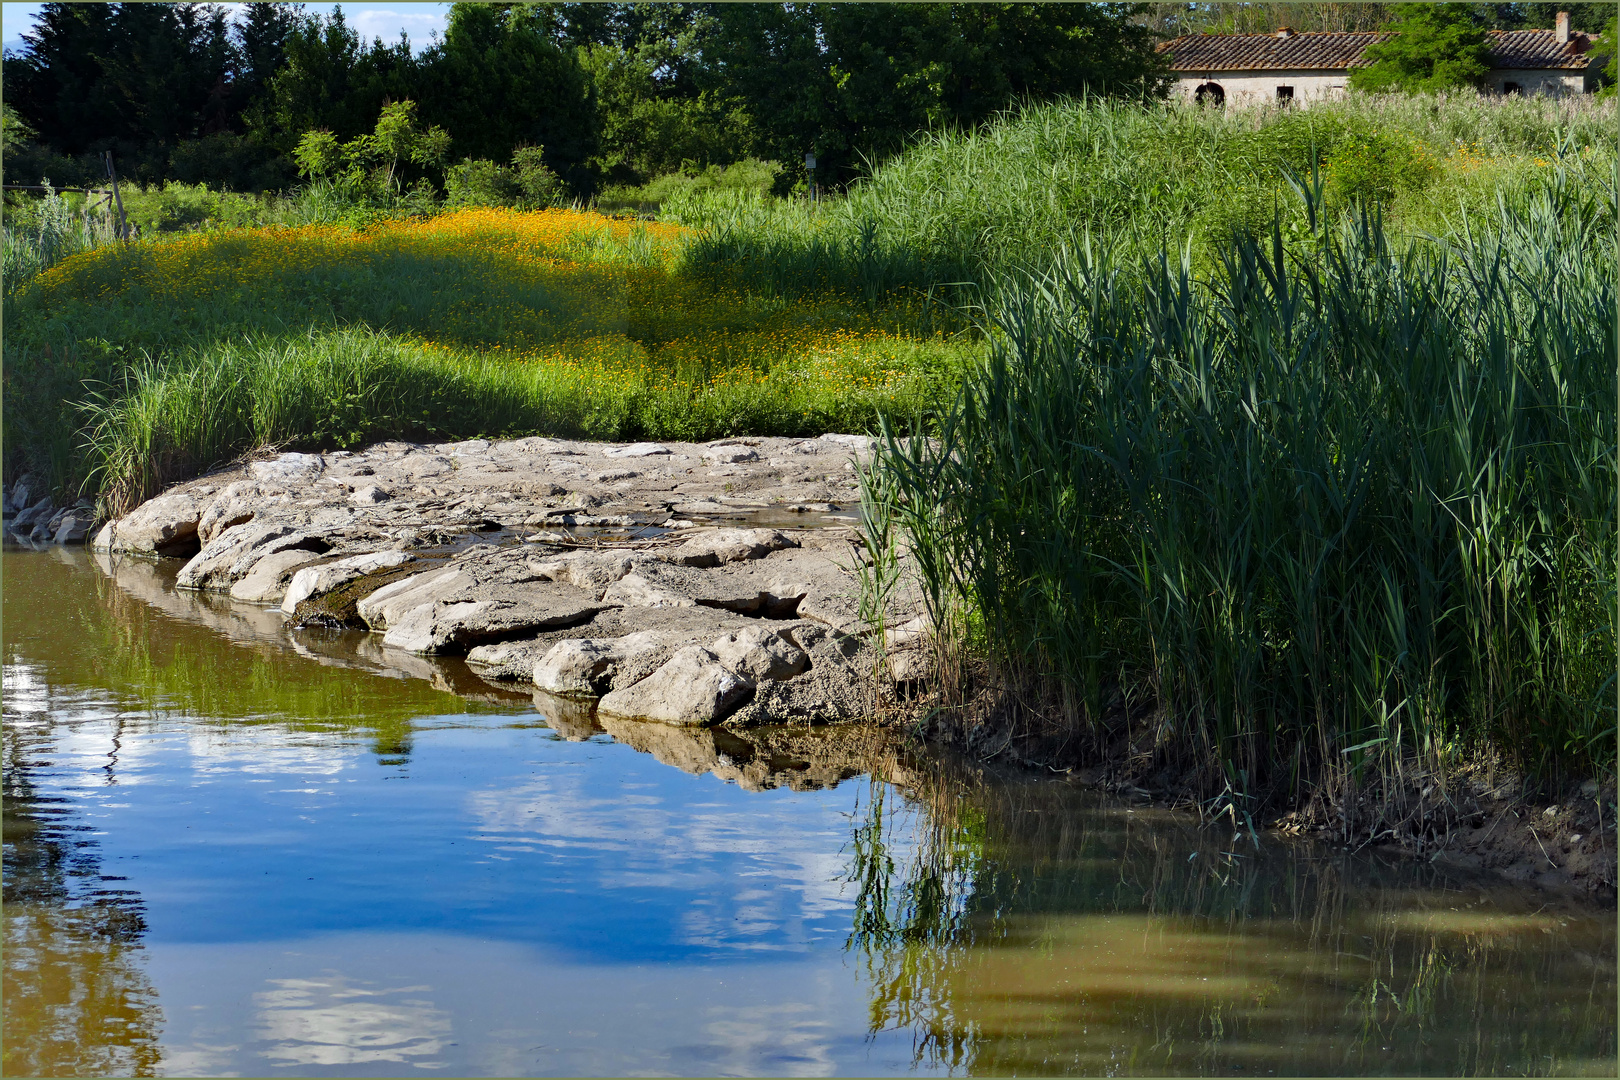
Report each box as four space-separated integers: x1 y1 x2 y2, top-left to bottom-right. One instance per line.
4 546 1614 1077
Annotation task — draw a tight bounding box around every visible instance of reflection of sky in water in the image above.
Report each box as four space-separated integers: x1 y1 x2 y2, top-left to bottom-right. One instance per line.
7 554 1615 1080
15 689 889 963
253 975 452 1068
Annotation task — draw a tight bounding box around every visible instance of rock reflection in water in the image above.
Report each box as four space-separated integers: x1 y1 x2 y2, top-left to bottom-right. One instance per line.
2 704 163 1078
844 763 1618 1076
14 549 528 768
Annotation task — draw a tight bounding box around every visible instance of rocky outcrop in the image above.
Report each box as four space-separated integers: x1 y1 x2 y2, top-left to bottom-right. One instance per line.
78 433 932 727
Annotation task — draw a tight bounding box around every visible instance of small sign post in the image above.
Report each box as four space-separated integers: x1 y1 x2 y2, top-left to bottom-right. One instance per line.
804 152 817 203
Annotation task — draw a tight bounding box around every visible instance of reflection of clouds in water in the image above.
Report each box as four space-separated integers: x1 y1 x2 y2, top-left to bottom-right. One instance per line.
159 1041 245 1078
189 738 352 779
689 1000 837 1078
467 771 905 950
253 974 450 1068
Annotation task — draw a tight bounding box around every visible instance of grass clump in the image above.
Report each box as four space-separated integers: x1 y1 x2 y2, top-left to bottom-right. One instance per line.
871 168 1616 802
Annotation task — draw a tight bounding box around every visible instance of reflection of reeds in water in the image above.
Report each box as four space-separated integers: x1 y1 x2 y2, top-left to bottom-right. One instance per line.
2 722 163 1077
847 759 1617 1075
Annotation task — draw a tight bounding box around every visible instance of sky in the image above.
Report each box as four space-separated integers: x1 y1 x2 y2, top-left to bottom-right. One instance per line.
2 3 452 55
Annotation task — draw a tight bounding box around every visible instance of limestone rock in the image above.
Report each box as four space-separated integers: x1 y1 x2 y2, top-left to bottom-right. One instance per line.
659 528 798 568
351 484 392 504
53 511 92 545
248 452 323 484
604 442 671 458
280 550 415 613
702 446 759 465
229 548 328 603
10 498 54 533
358 564 607 654
92 490 205 556
707 626 808 684
526 550 654 599
176 523 318 591
379 583 604 654
600 569 699 609
197 481 272 544
532 630 669 695
597 645 751 725
356 568 471 629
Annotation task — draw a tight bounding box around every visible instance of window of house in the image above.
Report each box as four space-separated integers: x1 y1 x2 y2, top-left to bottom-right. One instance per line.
1276 85 1295 102
1503 81 1522 94
1194 81 1226 106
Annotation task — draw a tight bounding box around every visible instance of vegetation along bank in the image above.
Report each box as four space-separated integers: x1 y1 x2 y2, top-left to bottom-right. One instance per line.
4 89 1615 896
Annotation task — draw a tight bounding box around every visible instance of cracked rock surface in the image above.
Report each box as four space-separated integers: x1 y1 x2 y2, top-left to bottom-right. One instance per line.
81 434 927 727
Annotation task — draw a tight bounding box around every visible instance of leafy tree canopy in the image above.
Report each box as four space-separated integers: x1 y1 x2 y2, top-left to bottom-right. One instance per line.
1349 3 1493 94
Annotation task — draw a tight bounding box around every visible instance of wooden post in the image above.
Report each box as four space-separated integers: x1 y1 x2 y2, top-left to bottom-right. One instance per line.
104 151 130 241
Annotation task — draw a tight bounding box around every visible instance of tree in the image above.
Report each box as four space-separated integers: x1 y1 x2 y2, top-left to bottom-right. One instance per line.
232 3 304 121
413 3 597 193
3 2 235 152
251 6 418 153
1599 11 1618 96
701 3 1170 189
293 98 449 189
1349 3 1493 94
580 42 755 184
1 101 37 152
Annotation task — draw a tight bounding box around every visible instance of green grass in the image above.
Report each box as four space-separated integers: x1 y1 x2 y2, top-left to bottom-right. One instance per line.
667 92 1617 294
4 207 972 509
867 164 1616 797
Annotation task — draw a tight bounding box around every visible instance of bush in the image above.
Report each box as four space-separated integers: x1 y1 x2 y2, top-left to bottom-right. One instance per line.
445 147 565 209
168 134 297 193
599 158 782 213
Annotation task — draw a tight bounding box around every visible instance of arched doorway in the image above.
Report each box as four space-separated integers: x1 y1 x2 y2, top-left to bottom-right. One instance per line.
1194 81 1226 107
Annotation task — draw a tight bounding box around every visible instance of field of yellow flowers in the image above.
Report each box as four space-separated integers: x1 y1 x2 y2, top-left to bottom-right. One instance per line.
6 208 976 505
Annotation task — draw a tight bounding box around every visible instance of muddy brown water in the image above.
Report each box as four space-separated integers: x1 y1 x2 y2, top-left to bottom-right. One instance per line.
3 546 1614 1077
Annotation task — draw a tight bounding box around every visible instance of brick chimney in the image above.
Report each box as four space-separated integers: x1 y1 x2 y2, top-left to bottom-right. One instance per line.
1556 11 1571 43
1275 26 1295 39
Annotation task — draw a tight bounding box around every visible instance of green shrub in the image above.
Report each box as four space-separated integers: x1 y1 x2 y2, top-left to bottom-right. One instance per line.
445 147 565 208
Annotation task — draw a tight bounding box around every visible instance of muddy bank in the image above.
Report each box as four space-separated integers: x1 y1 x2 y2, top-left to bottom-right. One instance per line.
920 698 1618 905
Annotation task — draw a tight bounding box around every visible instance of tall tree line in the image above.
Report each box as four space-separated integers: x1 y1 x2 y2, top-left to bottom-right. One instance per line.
4 2 1171 194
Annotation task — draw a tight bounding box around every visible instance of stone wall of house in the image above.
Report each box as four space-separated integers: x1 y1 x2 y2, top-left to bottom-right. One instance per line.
1173 71 1351 106
1175 67 1593 106
1484 69 1591 95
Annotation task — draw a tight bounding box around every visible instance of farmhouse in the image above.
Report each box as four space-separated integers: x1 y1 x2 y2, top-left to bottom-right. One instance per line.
1159 11 1607 106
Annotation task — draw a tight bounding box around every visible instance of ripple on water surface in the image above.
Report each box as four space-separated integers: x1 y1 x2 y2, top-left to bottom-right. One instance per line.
3 547 1615 1077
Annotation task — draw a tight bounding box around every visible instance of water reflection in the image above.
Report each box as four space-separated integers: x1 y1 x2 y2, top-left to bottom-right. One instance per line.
253 974 452 1068
2 547 1615 1077
2 707 163 1077
843 765 1618 1075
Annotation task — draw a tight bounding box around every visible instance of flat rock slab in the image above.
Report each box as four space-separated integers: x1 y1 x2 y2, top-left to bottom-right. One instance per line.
87 434 932 724
93 435 880 560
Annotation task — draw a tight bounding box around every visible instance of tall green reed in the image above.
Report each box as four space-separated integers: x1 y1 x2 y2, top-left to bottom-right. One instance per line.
873 170 1616 797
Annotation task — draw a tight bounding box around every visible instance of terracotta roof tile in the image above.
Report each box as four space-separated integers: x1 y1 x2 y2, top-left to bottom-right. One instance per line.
1157 32 1392 72
1488 29 1602 70
1157 29 1602 74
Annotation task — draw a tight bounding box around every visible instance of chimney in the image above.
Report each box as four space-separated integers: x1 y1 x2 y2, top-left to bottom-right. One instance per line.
1276 26 1295 39
1556 11 1570 43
